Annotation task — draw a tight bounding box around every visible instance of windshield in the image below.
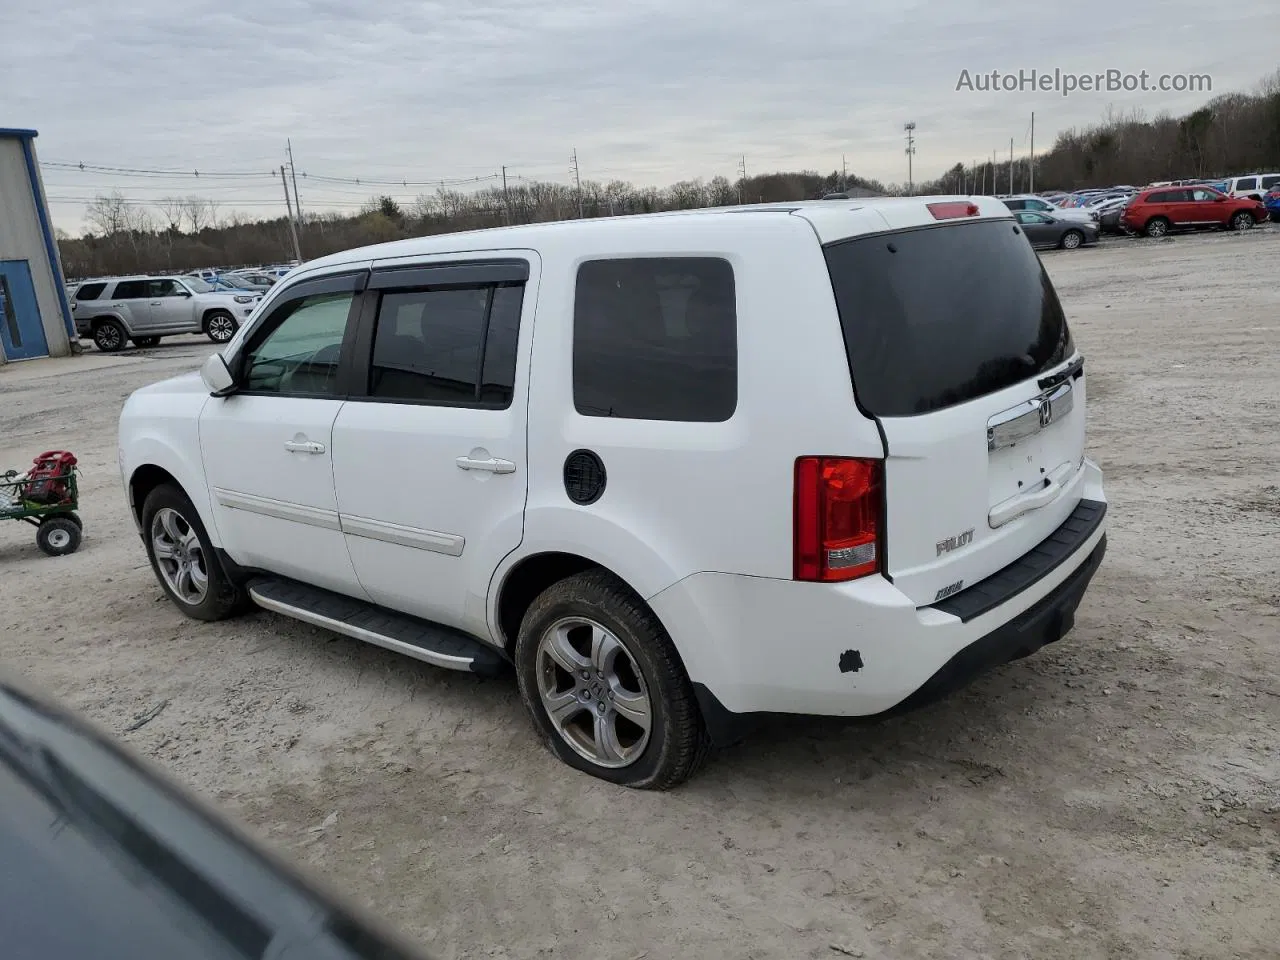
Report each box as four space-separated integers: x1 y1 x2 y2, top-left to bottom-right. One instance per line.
184 277 213 293
823 219 1074 417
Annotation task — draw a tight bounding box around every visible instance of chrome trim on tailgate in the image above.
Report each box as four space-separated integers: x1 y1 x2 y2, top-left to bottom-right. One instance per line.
987 381 1074 452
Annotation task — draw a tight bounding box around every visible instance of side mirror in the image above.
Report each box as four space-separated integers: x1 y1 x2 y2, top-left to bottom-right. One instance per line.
200 352 236 396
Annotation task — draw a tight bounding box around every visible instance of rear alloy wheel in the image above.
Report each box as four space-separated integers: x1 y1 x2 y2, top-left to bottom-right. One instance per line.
93 319 126 352
1230 211 1254 231
204 311 238 343
1060 230 1084 250
515 571 711 789
1144 218 1169 238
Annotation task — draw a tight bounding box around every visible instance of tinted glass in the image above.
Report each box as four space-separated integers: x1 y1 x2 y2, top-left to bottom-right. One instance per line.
1236 177 1257 190
368 285 521 408
573 258 737 422
112 280 148 299
479 285 523 406
1261 175 1280 189
1191 189 1216 201
823 219 1074 417
243 292 353 395
74 282 106 301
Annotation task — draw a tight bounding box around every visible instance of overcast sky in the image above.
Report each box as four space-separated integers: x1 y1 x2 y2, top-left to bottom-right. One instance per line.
5 0 1276 232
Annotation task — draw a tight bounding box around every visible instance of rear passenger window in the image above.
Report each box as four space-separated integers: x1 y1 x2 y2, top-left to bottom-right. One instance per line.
573 258 736 422
1236 177 1257 190
1262 176 1280 189
74 282 106 301
367 283 524 408
112 280 147 299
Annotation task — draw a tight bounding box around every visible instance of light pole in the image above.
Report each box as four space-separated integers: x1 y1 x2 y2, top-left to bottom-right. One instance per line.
904 122 916 195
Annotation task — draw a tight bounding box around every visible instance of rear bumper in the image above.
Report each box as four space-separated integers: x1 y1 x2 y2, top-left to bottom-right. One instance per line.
649 461 1107 737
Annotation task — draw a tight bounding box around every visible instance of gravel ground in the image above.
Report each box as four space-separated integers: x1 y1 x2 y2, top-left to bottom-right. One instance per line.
2 229 1278 960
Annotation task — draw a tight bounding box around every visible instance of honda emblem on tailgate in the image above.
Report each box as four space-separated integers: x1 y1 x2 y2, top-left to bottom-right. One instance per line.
1038 397 1054 427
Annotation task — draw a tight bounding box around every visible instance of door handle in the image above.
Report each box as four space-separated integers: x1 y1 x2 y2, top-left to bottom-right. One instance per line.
150 301 163 306
284 440 326 454
456 456 516 474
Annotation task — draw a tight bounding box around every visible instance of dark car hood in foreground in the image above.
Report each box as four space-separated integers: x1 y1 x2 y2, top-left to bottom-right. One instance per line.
0 673 431 960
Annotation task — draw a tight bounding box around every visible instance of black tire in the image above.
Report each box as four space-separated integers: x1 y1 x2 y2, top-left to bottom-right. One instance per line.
514 570 711 790
133 336 161 347
62 511 83 529
1060 229 1084 250
1143 217 1170 238
92 319 127 352
36 517 81 557
1230 211 1254 231
141 483 250 621
204 311 238 344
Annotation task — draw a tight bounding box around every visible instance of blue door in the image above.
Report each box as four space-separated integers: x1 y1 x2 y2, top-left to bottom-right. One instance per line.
0 260 49 360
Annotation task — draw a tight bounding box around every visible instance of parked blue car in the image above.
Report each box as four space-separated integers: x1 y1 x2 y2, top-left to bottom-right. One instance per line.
1264 186 1280 222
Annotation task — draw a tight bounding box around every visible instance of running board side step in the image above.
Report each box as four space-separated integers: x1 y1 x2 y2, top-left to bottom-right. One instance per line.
246 577 507 677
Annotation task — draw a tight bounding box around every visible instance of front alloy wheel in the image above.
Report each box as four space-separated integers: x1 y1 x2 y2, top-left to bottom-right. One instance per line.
536 617 653 768
150 506 210 605
206 313 237 343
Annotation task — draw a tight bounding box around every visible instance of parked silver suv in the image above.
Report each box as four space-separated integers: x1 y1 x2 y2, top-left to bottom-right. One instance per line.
72 275 261 352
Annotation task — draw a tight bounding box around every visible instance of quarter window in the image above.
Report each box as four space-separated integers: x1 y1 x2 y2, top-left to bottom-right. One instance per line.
74 281 106 301
1235 177 1257 190
367 282 524 408
573 257 737 422
243 292 354 396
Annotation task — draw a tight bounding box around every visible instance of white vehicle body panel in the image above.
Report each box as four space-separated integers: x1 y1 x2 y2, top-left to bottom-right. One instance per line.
120 198 1106 719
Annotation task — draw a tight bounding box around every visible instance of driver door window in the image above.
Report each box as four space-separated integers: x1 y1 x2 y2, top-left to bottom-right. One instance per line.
243 292 354 396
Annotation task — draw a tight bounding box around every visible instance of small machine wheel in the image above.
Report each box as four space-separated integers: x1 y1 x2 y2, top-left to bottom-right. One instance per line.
36 516 82 557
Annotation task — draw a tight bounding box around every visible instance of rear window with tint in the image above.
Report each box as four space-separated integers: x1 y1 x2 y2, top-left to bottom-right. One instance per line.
823 219 1074 418
74 282 106 301
112 280 148 299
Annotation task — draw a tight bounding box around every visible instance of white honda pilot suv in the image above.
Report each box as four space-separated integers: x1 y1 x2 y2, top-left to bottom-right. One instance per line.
119 197 1107 789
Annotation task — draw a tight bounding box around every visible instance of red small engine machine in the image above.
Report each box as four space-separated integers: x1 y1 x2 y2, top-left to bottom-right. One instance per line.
23 451 78 505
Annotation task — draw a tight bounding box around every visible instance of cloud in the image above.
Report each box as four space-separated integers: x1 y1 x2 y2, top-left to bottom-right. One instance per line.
5 0 1275 230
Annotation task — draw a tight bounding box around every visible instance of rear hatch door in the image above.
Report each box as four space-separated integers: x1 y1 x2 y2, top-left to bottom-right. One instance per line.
822 213 1088 607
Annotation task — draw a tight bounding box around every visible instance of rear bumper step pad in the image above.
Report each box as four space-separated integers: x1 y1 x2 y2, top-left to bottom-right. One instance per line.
932 499 1107 623
247 577 507 677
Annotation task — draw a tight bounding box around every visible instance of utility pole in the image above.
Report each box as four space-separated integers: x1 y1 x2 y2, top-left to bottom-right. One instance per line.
904 122 916 195
287 139 303 225
280 165 302 262
1029 111 1036 193
1009 138 1014 194
737 155 747 204
501 165 511 224
570 148 584 218
841 154 848 192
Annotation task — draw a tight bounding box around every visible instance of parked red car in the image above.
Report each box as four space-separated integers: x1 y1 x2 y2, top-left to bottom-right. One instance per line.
1121 185 1268 237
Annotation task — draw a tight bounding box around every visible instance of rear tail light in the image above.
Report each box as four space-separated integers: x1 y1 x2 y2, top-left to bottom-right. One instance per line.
794 457 883 582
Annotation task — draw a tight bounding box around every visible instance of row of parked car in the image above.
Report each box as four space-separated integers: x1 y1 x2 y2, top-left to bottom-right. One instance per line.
998 173 1280 244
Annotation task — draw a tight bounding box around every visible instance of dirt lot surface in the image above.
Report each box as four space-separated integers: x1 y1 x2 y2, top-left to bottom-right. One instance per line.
3 230 1279 959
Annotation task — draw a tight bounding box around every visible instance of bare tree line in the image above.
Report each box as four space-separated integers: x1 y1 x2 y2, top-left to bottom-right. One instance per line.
58 73 1280 279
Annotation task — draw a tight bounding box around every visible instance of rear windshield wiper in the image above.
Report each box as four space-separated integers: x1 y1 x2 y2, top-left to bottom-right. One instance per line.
1038 355 1084 391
